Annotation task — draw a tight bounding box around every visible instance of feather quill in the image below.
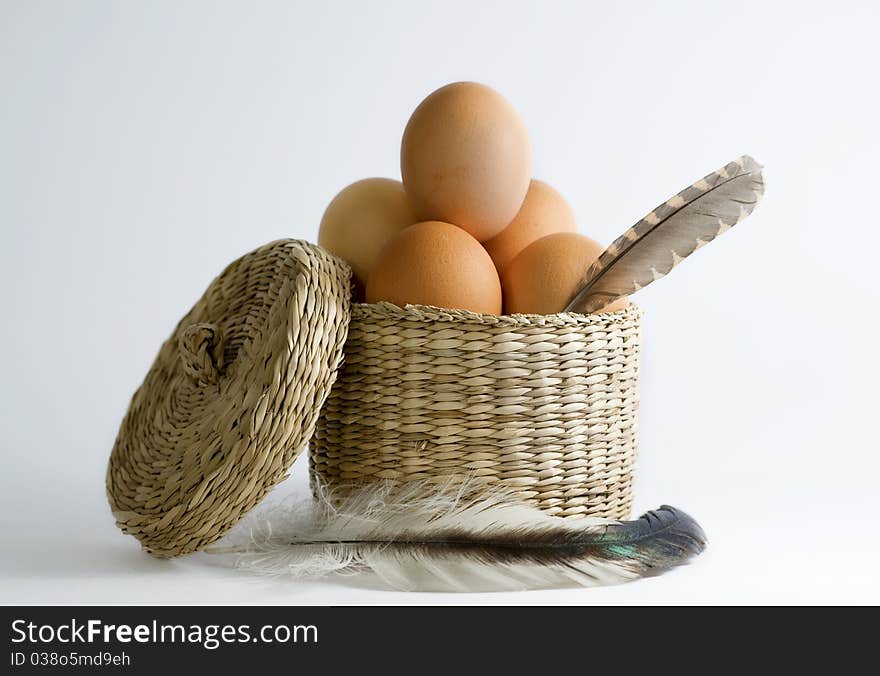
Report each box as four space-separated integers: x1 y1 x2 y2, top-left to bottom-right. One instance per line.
207 479 706 592
565 155 765 313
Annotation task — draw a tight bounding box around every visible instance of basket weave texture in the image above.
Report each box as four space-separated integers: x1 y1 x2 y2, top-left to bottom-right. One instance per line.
311 302 641 519
106 240 352 557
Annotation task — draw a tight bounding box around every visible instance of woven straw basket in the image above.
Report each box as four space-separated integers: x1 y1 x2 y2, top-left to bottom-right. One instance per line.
107 239 641 558
311 301 641 520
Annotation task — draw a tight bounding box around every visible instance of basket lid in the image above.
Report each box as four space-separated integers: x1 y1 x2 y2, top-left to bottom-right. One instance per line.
106 239 352 557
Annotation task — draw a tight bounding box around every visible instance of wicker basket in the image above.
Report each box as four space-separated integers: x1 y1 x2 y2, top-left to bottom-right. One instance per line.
311 301 641 520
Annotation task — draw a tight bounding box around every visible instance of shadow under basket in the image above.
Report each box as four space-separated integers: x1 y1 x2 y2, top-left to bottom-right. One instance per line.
311 301 641 520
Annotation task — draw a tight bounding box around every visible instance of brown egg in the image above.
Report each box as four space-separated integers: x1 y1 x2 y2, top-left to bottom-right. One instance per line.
502 232 629 315
483 179 578 274
400 82 531 242
318 178 419 291
366 221 502 314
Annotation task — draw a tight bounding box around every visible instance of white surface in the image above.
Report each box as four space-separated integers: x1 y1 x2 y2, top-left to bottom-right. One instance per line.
1 0 878 605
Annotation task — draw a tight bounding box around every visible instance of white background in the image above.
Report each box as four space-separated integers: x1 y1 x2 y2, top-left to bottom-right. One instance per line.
2 0 878 604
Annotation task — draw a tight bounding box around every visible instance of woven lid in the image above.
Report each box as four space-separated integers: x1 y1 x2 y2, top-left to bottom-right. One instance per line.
106 239 352 557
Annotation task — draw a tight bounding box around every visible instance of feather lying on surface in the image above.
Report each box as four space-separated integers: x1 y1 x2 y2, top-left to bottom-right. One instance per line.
207 478 706 592
565 155 765 314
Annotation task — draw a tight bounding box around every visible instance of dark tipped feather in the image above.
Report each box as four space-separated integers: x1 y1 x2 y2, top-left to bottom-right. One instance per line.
208 479 706 592
565 155 765 313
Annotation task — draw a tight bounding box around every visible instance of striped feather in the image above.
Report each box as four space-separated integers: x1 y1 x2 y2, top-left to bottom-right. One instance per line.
565 155 765 313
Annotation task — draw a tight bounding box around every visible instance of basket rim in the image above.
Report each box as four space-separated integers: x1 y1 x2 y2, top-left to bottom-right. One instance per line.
351 300 640 327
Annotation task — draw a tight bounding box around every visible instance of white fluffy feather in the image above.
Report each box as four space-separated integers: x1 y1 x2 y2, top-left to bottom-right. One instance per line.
207 477 705 592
